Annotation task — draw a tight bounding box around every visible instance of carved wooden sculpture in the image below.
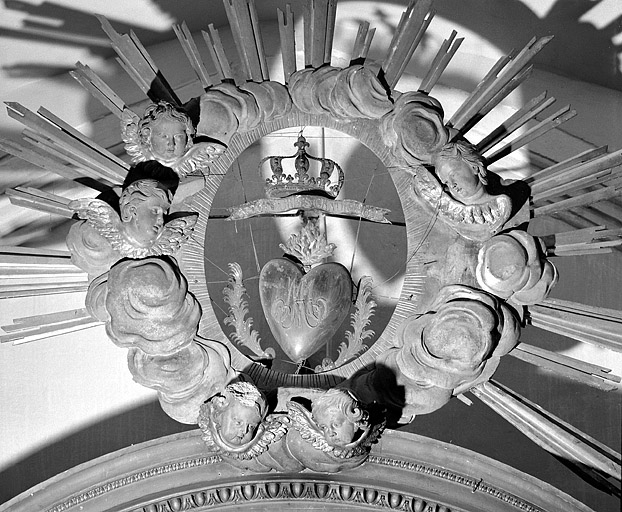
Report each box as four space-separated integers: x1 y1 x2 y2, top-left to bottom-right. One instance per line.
86 256 233 423
67 178 198 277
198 383 383 474
122 101 226 177
0 0 620 508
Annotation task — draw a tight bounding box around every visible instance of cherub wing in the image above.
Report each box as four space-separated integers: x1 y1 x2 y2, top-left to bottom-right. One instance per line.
69 198 123 246
239 414 290 459
150 213 199 256
287 401 333 453
173 141 226 177
121 108 147 163
197 403 220 453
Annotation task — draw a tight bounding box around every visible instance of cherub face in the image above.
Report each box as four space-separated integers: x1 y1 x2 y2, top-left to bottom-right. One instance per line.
148 117 188 164
125 195 168 247
314 406 357 447
436 158 484 204
218 401 262 446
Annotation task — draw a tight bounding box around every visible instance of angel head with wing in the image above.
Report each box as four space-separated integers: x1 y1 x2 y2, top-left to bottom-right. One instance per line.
122 102 226 178
311 388 369 448
69 169 198 272
432 141 488 205
119 178 172 248
137 101 194 166
283 388 382 471
210 382 268 447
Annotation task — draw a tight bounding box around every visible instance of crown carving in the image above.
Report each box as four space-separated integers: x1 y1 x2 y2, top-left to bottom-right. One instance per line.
259 134 344 199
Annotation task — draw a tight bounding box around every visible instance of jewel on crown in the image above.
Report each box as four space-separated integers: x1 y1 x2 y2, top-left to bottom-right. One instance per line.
259 133 344 199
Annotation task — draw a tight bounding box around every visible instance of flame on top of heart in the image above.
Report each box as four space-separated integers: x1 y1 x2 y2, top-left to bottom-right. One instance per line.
279 215 336 270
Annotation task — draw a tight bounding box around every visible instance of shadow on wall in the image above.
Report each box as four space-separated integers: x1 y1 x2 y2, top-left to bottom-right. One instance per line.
1 0 619 88
0 400 195 505
434 0 621 91
402 355 622 512
0 0 279 80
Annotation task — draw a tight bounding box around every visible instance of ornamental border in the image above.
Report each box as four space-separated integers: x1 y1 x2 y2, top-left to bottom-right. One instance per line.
45 448 544 512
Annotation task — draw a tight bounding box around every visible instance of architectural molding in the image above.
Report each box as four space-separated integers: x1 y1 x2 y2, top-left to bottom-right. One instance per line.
1 430 595 512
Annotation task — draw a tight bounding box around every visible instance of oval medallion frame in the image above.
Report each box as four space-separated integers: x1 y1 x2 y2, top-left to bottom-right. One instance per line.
182 107 429 389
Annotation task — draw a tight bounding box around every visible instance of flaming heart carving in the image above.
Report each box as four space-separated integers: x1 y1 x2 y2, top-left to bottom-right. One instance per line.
259 259 352 363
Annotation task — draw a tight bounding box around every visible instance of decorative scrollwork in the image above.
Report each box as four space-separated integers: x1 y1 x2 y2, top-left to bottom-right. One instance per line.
222 263 274 360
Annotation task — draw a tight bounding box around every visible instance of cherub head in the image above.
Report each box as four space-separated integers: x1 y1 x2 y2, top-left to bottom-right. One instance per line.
433 141 488 204
119 179 173 247
212 382 268 446
138 102 194 165
311 389 369 447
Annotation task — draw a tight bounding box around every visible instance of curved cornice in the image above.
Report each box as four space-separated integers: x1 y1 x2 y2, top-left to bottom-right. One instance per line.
1 429 594 512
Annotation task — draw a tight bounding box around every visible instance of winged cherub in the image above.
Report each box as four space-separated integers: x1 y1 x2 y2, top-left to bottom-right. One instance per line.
282 388 384 472
121 101 225 178
67 178 198 275
208 382 267 446
413 141 512 240
198 381 292 467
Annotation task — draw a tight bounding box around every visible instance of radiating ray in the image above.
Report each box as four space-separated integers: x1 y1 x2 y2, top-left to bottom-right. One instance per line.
528 298 622 353
510 342 620 391
471 380 621 481
418 30 463 94
380 0 435 90
173 21 213 90
448 36 554 133
96 15 180 106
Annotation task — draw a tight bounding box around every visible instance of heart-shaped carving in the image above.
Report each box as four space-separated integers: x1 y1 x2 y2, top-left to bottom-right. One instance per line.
259 258 352 363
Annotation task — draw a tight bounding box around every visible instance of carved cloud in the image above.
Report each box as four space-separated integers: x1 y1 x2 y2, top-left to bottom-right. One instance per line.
397 285 520 393
91 257 201 355
476 231 558 306
380 91 449 165
289 65 392 119
66 221 119 278
197 81 292 144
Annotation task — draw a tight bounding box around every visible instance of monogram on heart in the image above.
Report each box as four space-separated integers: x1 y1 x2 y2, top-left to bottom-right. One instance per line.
259 258 352 363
